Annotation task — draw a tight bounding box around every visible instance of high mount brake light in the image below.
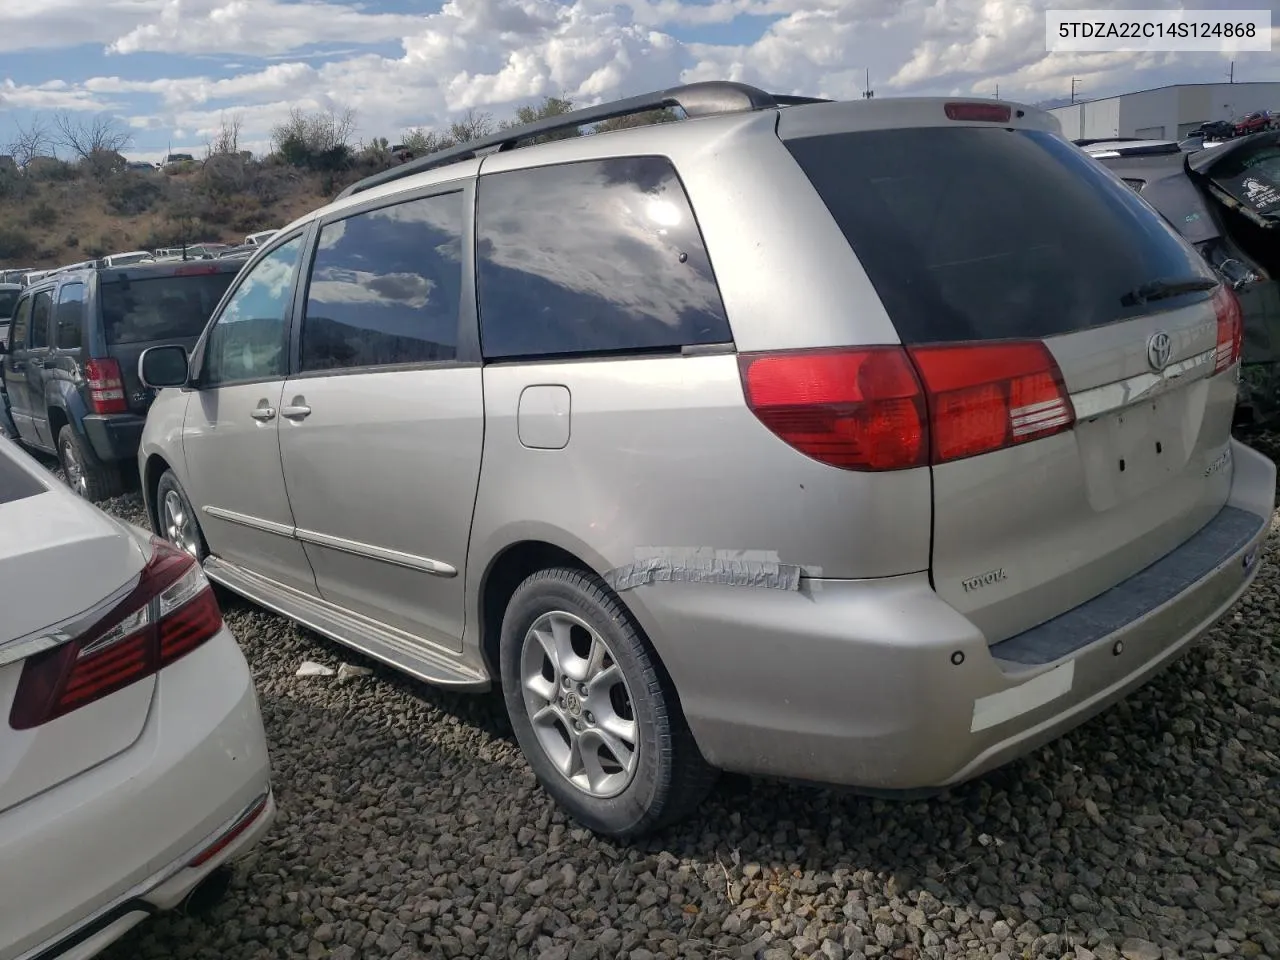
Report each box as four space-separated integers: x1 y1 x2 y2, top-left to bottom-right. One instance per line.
944 102 1013 123
739 341 1075 471
9 538 222 730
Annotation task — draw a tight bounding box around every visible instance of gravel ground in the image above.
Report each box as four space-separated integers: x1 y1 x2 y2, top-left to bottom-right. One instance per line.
83 448 1280 960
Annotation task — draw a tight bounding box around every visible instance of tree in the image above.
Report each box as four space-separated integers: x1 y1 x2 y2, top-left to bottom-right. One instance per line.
592 108 678 134
499 96 580 144
448 108 495 144
206 113 243 157
271 106 357 171
7 114 54 168
52 111 131 162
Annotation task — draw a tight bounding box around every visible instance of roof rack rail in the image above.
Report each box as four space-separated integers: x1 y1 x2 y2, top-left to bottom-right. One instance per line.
336 80 831 200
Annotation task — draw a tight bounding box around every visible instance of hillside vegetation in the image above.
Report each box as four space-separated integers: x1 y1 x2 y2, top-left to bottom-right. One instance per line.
0 98 672 270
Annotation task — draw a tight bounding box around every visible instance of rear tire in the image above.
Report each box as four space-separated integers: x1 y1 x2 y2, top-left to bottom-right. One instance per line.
499 567 718 839
57 425 121 502
156 469 207 561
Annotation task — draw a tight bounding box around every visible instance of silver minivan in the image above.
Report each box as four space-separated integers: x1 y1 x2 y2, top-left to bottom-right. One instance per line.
136 82 1276 838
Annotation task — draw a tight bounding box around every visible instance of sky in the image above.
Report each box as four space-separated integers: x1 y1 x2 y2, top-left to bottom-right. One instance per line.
1 0 1278 163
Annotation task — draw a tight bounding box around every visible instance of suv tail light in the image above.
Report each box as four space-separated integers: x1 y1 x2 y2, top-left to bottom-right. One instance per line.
739 341 1074 471
1213 285 1243 374
10 539 222 730
84 358 128 414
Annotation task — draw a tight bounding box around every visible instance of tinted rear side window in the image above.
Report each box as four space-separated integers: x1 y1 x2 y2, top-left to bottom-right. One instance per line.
301 191 463 372
55 282 85 350
100 273 235 345
784 128 1214 344
476 156 731 359
0 290 17 319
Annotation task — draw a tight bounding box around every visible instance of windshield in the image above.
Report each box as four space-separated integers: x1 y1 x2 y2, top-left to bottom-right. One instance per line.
784 126 1215 344
100 273 235 345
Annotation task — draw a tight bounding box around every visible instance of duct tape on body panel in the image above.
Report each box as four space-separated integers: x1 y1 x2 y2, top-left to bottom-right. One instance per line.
603 547 803 592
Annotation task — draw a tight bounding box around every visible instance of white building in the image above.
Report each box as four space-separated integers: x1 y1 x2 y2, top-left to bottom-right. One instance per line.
1050 81 1280 141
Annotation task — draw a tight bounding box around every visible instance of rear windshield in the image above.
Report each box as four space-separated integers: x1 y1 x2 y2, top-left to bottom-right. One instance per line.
784 127 1215 344
0 289 17 320
100 273 234 345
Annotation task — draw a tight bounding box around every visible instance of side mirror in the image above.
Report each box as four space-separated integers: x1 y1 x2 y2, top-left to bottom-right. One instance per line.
139 344 190 389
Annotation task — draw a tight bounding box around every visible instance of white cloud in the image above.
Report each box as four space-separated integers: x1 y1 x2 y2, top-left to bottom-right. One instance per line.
1 0 1279 158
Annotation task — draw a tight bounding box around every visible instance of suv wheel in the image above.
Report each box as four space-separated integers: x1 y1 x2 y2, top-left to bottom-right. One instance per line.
156 469 206 561
500 567 717 838
57 426 121 502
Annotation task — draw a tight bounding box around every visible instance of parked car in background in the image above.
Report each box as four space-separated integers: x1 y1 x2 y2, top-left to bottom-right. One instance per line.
1235 111 1274 137
101 251 156 269
0 284 18 349
1080 132 1280 426
1195 119 1237 141
1 258 242 500
0 436 274 960
137 82 1275 838
242 230 278 247
0 270 36 286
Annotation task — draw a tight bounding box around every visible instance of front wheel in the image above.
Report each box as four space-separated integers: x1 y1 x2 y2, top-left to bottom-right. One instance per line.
155 469 207 561
500 567 717 839
57 425 121 502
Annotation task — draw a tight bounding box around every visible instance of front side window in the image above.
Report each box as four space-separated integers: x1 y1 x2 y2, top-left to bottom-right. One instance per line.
203 236 303 386
476 156 731 360
29 291 52 349
9 296 31 349
300 192 464 372
54 282 85 350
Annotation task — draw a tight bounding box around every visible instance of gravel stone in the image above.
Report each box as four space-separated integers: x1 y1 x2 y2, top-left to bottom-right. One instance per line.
88 434 1280 960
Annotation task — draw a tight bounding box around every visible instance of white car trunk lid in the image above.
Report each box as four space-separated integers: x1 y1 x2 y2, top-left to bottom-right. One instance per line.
0 453 153 814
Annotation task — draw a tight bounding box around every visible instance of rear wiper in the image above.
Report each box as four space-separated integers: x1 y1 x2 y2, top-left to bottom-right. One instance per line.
1120 276 1218 307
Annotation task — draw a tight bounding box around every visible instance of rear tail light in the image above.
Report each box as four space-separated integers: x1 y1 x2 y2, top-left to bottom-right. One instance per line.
908 342 1075 463
10 539 222 730
1213 285 1243 374
84 358 128 414
739 341 1074 471
738 348 927 471
944 102 1013 123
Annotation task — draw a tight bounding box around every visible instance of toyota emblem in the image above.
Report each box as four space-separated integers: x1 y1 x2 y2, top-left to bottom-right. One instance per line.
1147 331 1172 372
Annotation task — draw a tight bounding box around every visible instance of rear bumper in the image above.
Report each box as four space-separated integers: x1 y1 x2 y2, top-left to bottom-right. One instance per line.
0 627 274 960
631 438 1275 791
80 414 146 464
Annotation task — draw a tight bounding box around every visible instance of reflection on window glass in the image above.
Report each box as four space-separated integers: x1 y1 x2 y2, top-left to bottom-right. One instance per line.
205 236 302 385
301 192 463 372
476 156 731 360
55 282 84 350
29 291 52 349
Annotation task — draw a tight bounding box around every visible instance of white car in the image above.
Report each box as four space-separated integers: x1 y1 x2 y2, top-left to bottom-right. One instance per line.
0 439 275 960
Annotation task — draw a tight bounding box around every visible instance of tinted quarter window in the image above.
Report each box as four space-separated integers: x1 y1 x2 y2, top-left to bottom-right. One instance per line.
29 291 52 349
301 191 463 372
100 273 235 346
55 282 85 350
204 236 303 386
784 128 1214 344
476 156 731 360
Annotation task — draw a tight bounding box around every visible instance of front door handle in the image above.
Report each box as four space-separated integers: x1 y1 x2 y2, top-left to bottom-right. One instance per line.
281 399 311 421
250 402 276 422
